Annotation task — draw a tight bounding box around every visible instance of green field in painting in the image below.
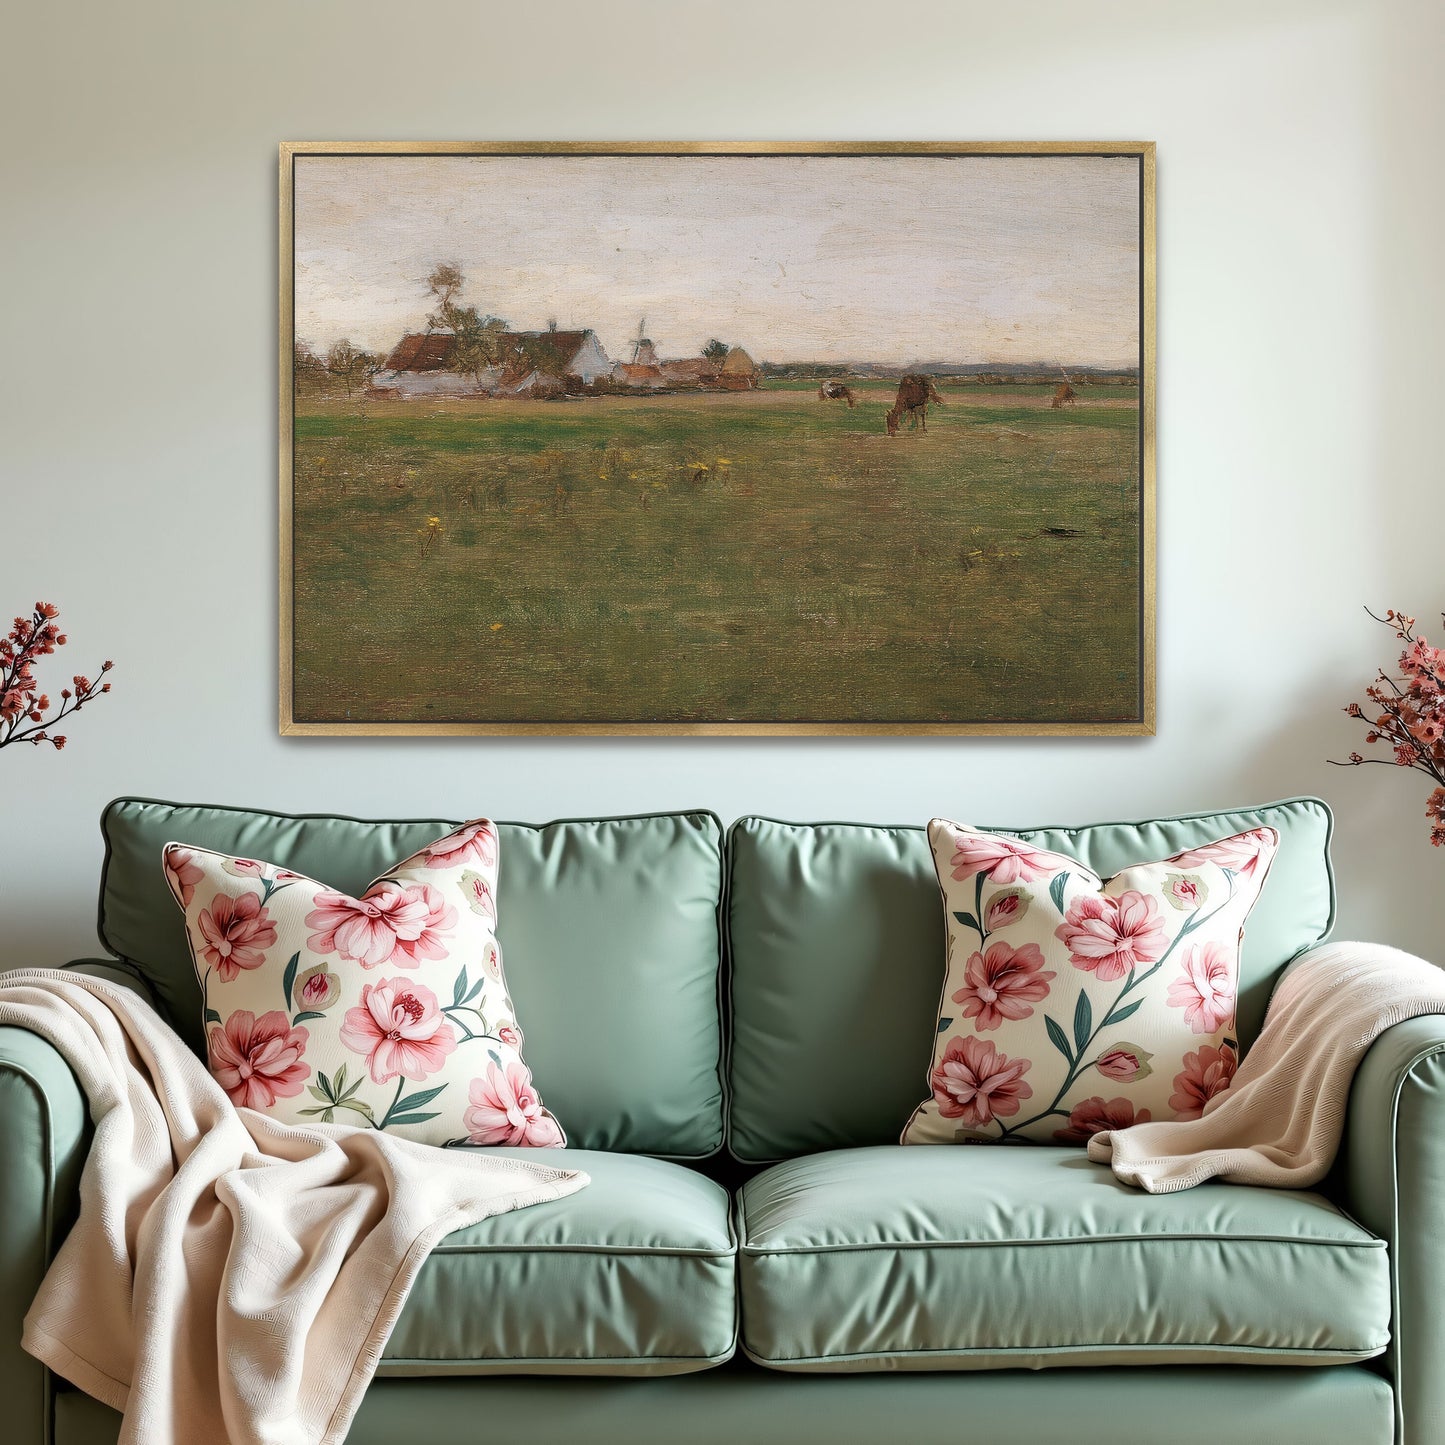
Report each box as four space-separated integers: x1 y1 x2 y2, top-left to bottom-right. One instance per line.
290 383 1143 724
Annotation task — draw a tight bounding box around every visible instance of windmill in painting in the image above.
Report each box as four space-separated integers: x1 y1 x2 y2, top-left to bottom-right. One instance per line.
282 144 1153 733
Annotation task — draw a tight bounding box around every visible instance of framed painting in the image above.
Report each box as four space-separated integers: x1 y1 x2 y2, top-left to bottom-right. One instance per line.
280 142 1154 735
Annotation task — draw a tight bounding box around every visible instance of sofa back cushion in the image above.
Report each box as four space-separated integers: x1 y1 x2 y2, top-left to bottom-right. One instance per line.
726 799 1335 1163
99 798 725 1158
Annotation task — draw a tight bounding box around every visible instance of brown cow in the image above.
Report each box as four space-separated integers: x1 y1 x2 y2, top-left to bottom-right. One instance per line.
818 380 858 408
885 374 945 434
1051 383 1078 409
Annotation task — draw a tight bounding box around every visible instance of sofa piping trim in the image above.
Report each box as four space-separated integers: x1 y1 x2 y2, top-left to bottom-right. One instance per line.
379 1348 737 1372
1381 1038 1445 1445
0 1053 62 1445
739 1340 1389 1369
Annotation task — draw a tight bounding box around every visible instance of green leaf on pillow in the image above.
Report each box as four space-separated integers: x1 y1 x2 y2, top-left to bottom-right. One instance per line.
291 1011 326 1025
1045 1015 1073 1061
1073 991 1093 1052
937 1017 952 1033
1104 1000 1144 1027
282 951 301 1012
316 1070 334 1099
385 1112 441 1127
465 976 486 1004
395 1085 447 1113
307 1083 329 1103
1048 872 1070 913
452 966 469 1007
204 1008 222 1026
952 910 979 935
487 1049 501 1067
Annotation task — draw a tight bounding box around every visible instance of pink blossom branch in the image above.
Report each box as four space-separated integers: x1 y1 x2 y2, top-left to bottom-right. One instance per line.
0 603 113 753
1332 606 1445 844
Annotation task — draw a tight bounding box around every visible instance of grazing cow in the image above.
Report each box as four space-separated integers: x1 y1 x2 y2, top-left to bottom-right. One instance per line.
885 374 945 434
1051 383 1078 410
818 380 858 408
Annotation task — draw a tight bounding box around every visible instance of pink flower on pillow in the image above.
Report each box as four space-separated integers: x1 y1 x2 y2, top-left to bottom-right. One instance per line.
386 884 457 967
1166 941 1236 1034
164 846 203 907
198 892 277 981
305 882 452 969
930 1035 1032 1127
1096 1045 1152 1082
948 831 1056 884
1053 1095 1152 1145
984 888 1030 931
952 940 1055 1031
464 1062 563 1146
339 977 457 1083
1168 828 1276 881
1055 890 1167 980
208 1010 310 1109
425 821 498 870
1169 1043 1237 1119
460 871 498 924
497 1023 522 1049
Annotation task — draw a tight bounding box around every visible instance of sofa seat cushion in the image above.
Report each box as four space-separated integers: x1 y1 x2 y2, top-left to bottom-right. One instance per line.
738 1146 1390 1372
381 1151 737 1376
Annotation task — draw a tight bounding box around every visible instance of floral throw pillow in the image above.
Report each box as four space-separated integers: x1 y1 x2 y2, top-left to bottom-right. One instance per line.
901 821 1279 1146
163 819 565 1148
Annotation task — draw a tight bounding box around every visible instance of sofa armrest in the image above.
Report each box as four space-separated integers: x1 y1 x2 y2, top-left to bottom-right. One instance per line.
0 960 153 1445
1337 1012 1445 1445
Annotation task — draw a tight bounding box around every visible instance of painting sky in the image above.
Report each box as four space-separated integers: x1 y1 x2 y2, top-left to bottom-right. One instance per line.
293 153 1142 369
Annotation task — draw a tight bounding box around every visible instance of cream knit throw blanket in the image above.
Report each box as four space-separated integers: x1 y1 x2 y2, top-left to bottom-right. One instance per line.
1 969 588 1445
1088 941 1445 1193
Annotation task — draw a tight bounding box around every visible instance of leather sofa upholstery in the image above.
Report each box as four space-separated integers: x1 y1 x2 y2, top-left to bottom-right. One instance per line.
0 797 1433 1445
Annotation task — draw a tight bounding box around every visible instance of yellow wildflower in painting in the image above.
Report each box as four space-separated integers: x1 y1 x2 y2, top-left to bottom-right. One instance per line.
418 515 443 559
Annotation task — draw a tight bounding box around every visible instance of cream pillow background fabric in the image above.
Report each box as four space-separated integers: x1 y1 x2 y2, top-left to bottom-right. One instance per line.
902 821 1279 1146
163 819 565 1148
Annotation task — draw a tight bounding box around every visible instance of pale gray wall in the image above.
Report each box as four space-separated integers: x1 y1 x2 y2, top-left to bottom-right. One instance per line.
2 0 1440 966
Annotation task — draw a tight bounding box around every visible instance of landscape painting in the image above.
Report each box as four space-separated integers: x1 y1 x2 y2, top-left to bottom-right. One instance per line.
281 143 1154 734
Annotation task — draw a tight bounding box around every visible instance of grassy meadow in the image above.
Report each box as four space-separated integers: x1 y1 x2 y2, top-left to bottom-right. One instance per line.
290 382 1143 724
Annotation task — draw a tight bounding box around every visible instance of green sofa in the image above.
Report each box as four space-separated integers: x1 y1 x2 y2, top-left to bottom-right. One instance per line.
1 796 1436 1444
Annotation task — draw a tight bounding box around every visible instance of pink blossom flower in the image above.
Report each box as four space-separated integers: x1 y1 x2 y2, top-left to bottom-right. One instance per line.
339 977 457 1083
385 883 457 967
1166 941 1237 1034
951 940 1055 1031
481 941 503 979
294 964 340 1011
1168 828 1277 882
984 888 1030 931
1054 890 1168 980
497 1023 523 1049
198 892 277 981
425 820 498 870
1096 1045 1152 1082
1161 871 1208 912
164 846 203 907
208 1010 309 1110
930 1035 1032 1127
464 1062 563 1146
459 870 497 924
946 829 1058 884
1169 1044 1237 1119
305 882 452 969
1053 1095 1152 1145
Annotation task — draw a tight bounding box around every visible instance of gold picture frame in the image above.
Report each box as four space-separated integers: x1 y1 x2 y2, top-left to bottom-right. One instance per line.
280 141 1155 736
